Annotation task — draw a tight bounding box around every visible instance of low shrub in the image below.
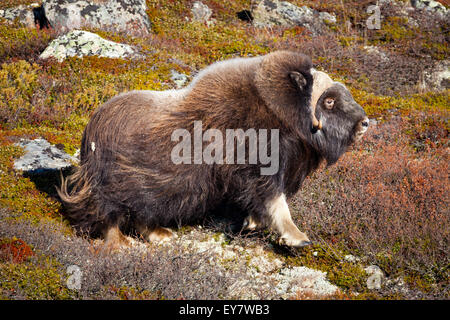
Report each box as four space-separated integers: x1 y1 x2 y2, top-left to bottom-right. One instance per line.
291 113 449 297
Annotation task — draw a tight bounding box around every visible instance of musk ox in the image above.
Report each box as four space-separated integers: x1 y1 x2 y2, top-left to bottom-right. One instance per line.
58 51 369 248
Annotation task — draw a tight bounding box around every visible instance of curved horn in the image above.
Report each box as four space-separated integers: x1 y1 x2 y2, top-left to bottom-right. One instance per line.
310 69 334 132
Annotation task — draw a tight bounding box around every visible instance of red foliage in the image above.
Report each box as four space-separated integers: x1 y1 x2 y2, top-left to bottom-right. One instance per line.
0 238 34 263
291 112 449 287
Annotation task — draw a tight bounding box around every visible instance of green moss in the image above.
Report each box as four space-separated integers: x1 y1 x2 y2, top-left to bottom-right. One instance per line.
285 245 368 293
369 15 449 60
0 255 77 299
0 137 74 234
108 285 160 300
351 89 450 119
373 17 415 43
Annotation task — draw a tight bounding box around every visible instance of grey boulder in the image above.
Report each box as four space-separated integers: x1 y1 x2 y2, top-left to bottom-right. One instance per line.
43 0 151 36
39 30 140 62
251 0 336 35
14 138 78 173
0 3 40 28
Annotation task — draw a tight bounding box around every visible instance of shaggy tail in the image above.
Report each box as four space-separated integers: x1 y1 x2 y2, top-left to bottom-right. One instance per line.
57 164 99 234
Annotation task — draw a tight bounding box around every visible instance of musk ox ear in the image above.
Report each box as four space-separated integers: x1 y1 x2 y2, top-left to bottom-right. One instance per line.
289 71 308 91
310 69 334 133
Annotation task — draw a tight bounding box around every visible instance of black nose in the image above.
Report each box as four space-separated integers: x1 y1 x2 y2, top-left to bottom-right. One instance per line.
361 119 369 127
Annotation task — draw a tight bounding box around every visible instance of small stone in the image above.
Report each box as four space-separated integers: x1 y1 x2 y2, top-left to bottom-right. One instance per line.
365 265 385 290
191 1 213 23
170 70 189 88
344 254 360 263
419 60 450 92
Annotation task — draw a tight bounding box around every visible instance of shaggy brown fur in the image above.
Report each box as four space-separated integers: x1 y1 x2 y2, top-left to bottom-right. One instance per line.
58 51 368 247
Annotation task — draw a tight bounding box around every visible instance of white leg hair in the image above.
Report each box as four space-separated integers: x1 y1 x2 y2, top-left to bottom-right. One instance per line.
137 225 174 243
266 193 311 247
147 227 173 242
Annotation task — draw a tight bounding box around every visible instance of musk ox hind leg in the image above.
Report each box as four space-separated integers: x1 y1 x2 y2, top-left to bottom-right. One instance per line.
135 224 174 243
266 193 312 248
147 227 174 242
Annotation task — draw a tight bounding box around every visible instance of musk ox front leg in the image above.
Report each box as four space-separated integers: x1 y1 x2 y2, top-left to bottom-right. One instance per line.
266 193 312 247
104 226 131 252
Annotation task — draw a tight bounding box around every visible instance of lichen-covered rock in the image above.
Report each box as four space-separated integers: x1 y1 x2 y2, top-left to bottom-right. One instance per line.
191 1 213 22
411 0 448 18
344 254 361 263
251 0 335 35
363 45 390 63
365 265 385 290
170 70 189 88
43 0 151 36
13 138 78 173
420 60 450 92
39 30 140 62
0 3 40 28
319 11 337 24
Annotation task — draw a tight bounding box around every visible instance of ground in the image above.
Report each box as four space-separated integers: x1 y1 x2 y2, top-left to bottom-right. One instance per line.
0 0 448 299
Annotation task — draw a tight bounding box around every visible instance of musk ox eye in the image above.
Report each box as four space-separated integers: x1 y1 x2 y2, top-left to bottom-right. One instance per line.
324 97 335 109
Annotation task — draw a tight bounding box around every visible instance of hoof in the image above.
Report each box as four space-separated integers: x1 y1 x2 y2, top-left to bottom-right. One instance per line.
278 236 312 248
242 216 258 231
294 240 313 248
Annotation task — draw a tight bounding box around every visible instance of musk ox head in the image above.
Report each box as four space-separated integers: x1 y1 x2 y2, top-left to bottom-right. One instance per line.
254 51 368 166
307 69 369 165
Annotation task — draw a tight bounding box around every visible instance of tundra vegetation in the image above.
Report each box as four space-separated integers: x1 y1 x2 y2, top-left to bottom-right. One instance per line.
0 0 448 300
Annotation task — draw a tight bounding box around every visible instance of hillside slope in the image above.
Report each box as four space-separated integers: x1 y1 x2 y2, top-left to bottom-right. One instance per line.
0 0 448 299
